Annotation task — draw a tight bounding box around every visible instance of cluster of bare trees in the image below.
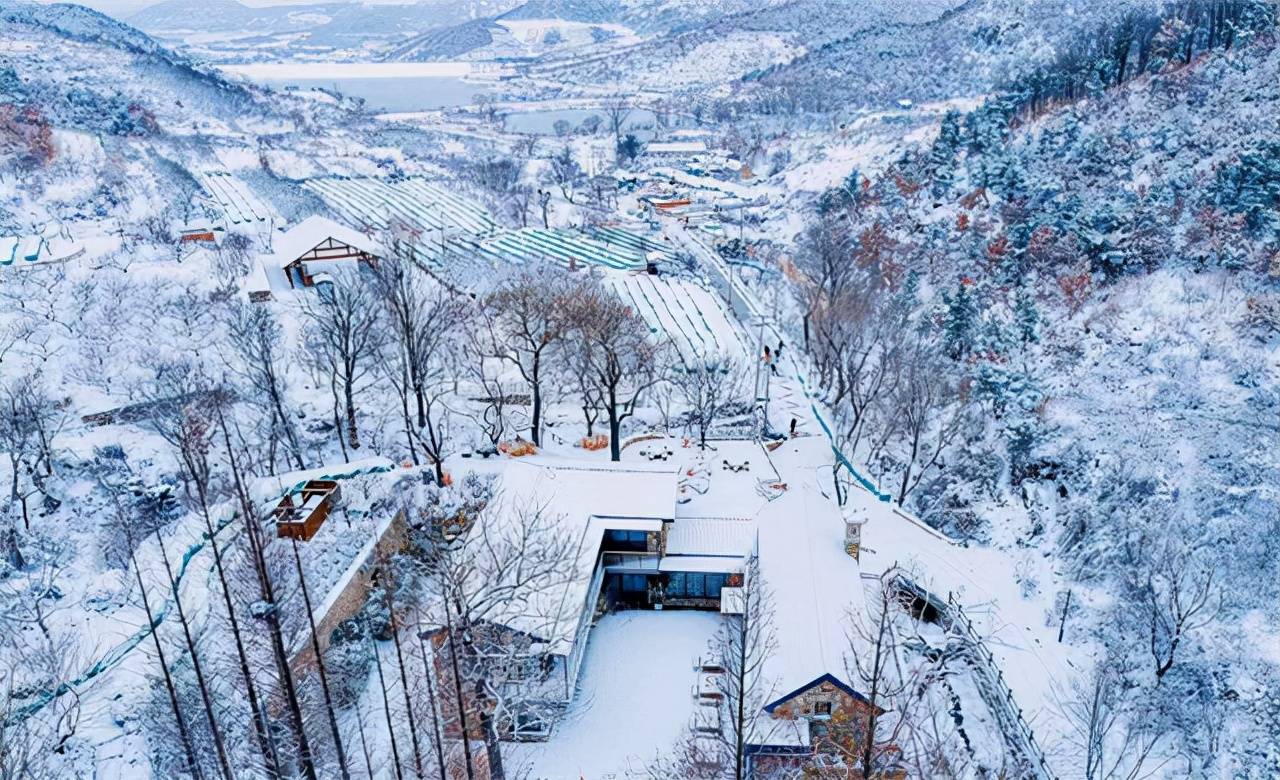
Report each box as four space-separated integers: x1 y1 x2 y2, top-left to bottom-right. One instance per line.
0 372 63 540
281 258 682 482
470 264 676 461
387 474 578 780
122 384 352 779
795 215 965 508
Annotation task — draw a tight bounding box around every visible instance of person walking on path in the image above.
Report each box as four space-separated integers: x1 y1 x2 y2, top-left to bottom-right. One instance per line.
763 345 778 376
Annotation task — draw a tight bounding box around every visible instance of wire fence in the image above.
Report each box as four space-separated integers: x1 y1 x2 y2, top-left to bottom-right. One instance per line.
945 592 1057 780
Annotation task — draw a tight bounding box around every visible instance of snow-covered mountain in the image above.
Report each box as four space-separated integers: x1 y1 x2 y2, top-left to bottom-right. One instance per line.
2 0 1278 777
128 0 523 60
786 15 1280 772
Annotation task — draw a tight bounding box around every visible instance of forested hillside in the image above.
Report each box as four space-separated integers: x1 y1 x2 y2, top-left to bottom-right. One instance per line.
2 0 1277 776
792 14 1279 774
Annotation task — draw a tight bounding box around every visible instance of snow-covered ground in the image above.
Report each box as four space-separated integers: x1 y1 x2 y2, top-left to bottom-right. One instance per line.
510 611 722 779
4 2 1276 776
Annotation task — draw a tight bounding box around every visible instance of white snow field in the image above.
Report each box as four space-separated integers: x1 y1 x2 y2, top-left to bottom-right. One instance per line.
510 610 722 779
196 170 273 225
303 176 498 238
607 272 748 365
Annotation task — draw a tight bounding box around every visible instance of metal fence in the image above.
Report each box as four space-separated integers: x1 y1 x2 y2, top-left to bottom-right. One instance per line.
944 592 1057 780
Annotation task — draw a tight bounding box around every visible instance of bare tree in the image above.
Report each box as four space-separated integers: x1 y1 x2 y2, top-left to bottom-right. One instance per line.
1135 541 1219 683
714 555 777 780
884 340 964 506
460 312 514 450
0 373 64 533
482 265 582 446
565 333 604 439
289 534 352 779
154 527 236 780
226 303 305 471
376 276 473 484
373 256 469 474
95 488 203 778
796 213 905 463
846 573 913 777
811 289 902 456
0 618 89 780
547 145 582 204
566 281 669 461
677 357 746 449
300 270 386 450
408 483 577 780
0 377 36 509
506 184 535 228
1063 661 1167 780
218 408 319 780
603 98 633 145
365 610 407 780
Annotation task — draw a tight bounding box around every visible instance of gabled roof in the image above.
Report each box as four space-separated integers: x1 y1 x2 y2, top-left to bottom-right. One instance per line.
761 672 882 715
271 215 385 268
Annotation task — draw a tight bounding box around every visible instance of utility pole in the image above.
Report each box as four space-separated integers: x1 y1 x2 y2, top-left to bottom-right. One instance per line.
752 313 768 439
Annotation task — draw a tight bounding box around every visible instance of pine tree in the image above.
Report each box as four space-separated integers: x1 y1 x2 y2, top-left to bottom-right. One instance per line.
929 110 963 197
1014 289 1040 346
941 279 978 361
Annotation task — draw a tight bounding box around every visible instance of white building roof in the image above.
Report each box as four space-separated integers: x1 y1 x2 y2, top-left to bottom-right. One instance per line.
754 438 872 709
665 517 755 557
481 455 680 654
647 141 708 155
270 215 385 269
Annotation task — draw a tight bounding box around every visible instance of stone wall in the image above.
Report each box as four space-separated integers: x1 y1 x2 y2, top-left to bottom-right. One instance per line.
288 508 408 676
767 679 879 771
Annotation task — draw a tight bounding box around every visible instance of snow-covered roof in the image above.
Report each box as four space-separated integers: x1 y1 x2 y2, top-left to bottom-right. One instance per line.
647 141 708 155
270 215 385 268
665 517 755 557
245 258 272 297
482 455 679 653
754 438 871 711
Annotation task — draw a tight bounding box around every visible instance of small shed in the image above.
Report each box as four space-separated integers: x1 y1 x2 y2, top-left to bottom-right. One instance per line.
270 216 384 289
273 479 341 541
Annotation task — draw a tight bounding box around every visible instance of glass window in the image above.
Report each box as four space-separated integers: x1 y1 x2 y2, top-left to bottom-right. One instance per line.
621 574 648 593
687 574 706 598
706 574 727 597
605 529 649 551
665 572 734 599
667 572 685 596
